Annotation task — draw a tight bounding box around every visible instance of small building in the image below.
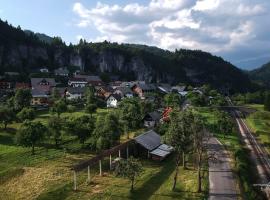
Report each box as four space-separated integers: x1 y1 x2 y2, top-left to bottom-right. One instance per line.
65 87 85 100
131 83 156 99
96 86 113 99
106 94 121 108
171 86 188 96
68 78 87 88
15 82 31 90
157 84 171 94
143 111 161 128
39 68 49 73
31 89 50 106
113 87 133 98
0 80 12 89
134 130 173 161
54 67 69 77
75 75 103 86
161 107 173 122
31 78 56 92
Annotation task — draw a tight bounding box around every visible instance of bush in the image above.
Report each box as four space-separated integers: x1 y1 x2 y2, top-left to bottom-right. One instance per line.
67 105 76 113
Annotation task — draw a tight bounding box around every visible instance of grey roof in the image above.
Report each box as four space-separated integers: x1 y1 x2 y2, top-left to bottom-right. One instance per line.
144 111 161 121
75 75 102 82
31 78 56 87
54 67 69 75
171 86 186 92
150 148 171 157
114 87 133 95
134 130 161 151
158 144 173 152
157 84 171 93
138 83 156 91
55 87 85 95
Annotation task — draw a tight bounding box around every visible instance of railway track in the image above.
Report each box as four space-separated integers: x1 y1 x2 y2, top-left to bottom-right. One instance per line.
227 97 270 198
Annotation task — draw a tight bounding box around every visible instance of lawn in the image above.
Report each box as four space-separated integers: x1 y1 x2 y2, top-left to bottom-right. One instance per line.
0 107 208 200
246 107 270 152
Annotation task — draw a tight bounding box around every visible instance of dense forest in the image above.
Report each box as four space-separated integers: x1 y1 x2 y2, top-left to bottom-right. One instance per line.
0 19 257 92
249 61 270 88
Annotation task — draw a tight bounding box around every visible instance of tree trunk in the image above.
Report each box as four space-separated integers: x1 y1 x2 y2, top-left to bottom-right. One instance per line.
197 153 202 192
4 122 7 130
131 179 134 191
31 144 35 155
172 154 181 191
55 138 58 148
182 152 186 169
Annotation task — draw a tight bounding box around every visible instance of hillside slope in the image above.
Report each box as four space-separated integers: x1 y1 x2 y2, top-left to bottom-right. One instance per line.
0 19 254 92
249 62 270 87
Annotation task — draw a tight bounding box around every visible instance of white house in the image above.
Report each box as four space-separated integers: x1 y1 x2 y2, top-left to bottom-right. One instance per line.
65 88 84 100
106 94 121 108
68 78 87 88
39 68 49 73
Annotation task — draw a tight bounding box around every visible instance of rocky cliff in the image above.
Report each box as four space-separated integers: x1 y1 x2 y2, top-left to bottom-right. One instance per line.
0 19 256 92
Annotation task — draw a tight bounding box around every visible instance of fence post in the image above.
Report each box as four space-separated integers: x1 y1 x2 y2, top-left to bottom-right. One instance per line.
127 146 129 159
99 160 102 176
119 150 121 158
110 154 112 170
87 166 90 183
73 171 77 191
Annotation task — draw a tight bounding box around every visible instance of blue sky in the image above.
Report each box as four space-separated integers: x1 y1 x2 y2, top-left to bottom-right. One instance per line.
0 0 270 70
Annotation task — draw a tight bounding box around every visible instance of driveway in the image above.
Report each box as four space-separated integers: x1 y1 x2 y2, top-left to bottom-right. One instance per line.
208 137 239 200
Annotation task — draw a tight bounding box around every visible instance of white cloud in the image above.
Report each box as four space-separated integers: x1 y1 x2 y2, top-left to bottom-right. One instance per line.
72 0 270 68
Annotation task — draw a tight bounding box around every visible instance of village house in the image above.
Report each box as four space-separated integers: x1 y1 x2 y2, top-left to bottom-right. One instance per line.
65 87 85 100
161 107 173 122
113 86 134 98
68 78 87 88
131 83 156 99
75 75 103 86
134 130 173 161
39 68 49 73
157 83 172 94
106 93 121 108
0 80 12 90
31 89 50 106
31 78 56 92
54 67 69 77
171 86 188 96
143 111 161 128
15 82 31 90
96 86 113 99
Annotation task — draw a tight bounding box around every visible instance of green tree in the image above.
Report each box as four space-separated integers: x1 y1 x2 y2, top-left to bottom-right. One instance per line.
165 109 195 190
17 107 35 122
115 157 143 191
50 99 67 117
66 116 94 145
118 98 142 139
164 93 181 108
93 113 121 150
48 116 63 147
51 88 61 102
14 89 32 111
0 106 15 129
85 87 97 116
264 92 270 111
16 121 47 155
217 111 233 138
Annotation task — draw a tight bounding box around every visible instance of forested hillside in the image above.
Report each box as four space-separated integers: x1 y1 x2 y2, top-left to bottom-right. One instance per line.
0 19 255 92
249 62 270 87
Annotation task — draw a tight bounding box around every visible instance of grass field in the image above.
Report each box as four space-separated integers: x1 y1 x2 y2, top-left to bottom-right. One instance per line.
0 108 208 200
246 107 270 152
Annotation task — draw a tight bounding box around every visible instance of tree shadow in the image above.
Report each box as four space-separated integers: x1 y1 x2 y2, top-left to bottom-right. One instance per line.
129 156 176 200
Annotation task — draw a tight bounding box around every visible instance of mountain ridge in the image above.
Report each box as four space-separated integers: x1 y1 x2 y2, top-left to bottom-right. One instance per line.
0 18 256 93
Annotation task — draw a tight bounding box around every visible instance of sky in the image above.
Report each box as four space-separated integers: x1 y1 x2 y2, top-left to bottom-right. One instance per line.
0 0 270 70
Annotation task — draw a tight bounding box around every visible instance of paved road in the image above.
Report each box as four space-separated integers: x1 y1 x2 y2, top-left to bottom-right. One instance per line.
208 137 239 200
